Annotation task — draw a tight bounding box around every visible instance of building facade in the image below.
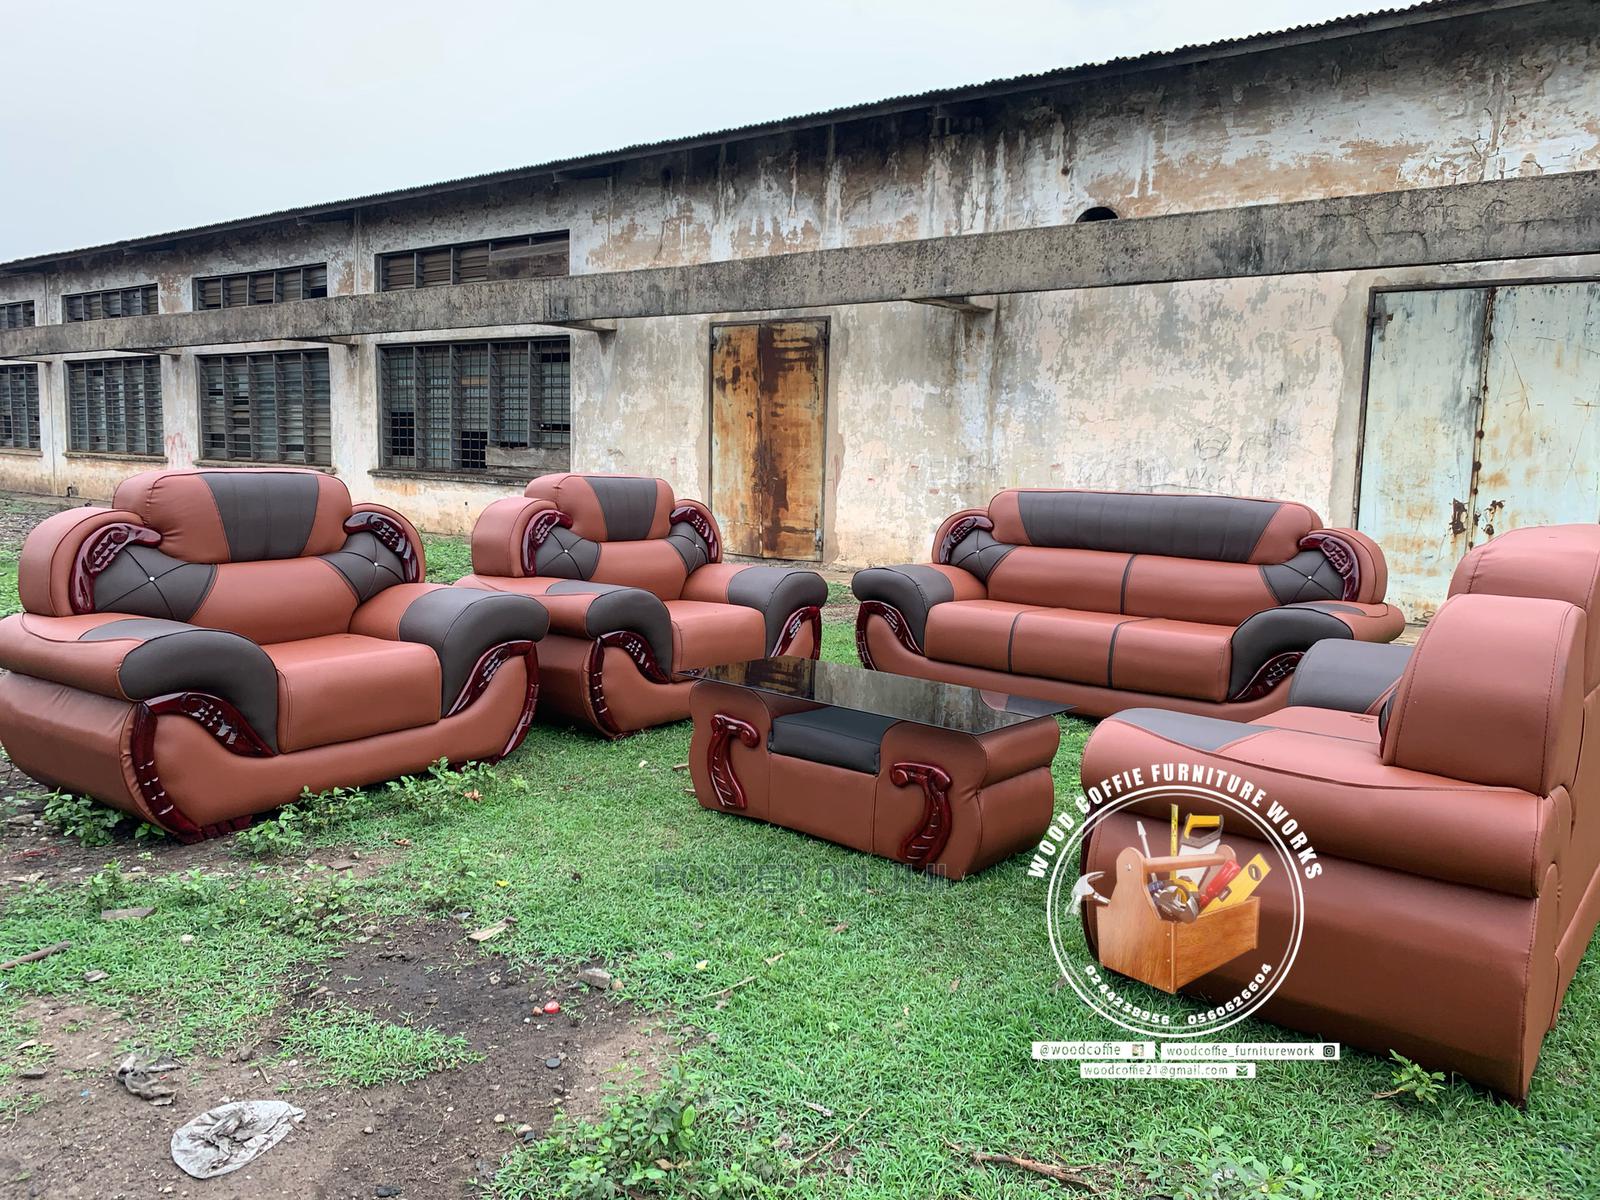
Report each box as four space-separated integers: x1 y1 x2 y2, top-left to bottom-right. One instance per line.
0 0 1596 617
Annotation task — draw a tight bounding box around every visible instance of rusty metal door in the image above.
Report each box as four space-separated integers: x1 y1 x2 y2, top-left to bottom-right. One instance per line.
1357 281 1600 621
1356 289 1488 620
1475 282 1600 534
710 319 828 560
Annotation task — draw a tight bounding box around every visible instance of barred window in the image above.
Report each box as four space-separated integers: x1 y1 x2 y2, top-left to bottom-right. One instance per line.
0 364 41 450
379 339 570 473
64 285 158 322
378 232 568 291
199 350 332 465
0 300 34 329
195 263 328 310
66 358 164 456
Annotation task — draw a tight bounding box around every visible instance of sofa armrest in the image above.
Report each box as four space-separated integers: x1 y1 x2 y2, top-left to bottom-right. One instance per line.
469 496 564 579
681 564 828 653
1283 599 1405 642
18 506 150 616
1227 605 1365 700
0 611 279 750
349 583 549 714
1284 639 1413 713
851 564 985 648
458 575 675 674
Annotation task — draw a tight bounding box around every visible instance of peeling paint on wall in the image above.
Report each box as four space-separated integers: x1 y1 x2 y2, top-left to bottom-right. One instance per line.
0 1 1596 560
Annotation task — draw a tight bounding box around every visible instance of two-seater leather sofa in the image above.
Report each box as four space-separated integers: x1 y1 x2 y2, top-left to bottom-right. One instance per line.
0 468 549 840
853 489 1404 718
1080 524 1600 1100
456 473 828 736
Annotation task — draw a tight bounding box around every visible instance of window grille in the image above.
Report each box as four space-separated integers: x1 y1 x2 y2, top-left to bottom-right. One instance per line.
66 358 164 455
198 350 332 465
379 338 570 472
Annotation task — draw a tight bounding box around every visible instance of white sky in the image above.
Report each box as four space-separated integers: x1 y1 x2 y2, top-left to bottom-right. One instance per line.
0 0 1385 261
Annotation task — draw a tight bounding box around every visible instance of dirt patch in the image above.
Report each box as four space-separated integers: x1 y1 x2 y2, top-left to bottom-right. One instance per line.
0 494 69 557
0 787 404 894
1 922 672 1199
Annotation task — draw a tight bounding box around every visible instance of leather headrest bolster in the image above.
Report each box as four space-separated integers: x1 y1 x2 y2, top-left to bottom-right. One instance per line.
523 473 673 542
985 489 1319 563
113 468 353 563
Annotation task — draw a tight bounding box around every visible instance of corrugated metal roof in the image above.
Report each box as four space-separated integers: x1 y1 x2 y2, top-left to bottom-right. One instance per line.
0 0 1518 272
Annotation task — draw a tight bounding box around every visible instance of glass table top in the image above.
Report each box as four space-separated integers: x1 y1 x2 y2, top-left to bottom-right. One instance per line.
694 657 1071 735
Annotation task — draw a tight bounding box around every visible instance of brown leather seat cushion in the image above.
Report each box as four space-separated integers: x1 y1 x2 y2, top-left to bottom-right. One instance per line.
1010 608 1141 686
664 600 767 671
1088 708 1561 897
1107 618 1234 701
1260 705 1383 742
263 635 442 753
922 600 1044 672
924 601 1234 701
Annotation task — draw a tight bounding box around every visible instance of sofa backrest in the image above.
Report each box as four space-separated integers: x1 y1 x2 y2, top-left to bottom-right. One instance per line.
19 468 417 644
1448 524 1600 693
945 489 1358 625
520 472 721 600
1381 592 1584 795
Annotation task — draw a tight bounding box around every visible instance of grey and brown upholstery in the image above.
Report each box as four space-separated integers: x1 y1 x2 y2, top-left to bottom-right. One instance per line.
0 469 549 840
853 489 1404 719
457 473 828 736
1079 524 1600 1100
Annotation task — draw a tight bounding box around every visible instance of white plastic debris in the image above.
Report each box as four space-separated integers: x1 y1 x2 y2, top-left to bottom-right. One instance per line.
170 1099 305 1179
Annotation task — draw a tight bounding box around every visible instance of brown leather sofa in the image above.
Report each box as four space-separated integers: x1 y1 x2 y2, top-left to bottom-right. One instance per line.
0 468 550 840
853 489 1404 718
456 473 828 736
1080 524 1600 1100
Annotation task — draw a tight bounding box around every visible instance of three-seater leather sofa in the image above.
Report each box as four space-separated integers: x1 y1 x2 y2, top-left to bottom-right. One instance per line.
854 488 1404 718
0 468 550 840
1080 524 1600 1100
456 473 828 736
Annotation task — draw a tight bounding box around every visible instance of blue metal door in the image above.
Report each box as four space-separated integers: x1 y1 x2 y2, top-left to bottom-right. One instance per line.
1358 280 1600 621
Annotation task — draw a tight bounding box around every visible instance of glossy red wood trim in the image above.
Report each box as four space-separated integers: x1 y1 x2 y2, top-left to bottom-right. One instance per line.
447 639 536 717
1230 650 1303 701
519 509 575 575
344 512 422 583
584 630 672 739
891 761 954 869
1299 532 1360 602
855 600 921 670
130 691 275 843
937 514 994 564
770 605 822 659
707 713 760 809
670 504 721 563
70 523 161 614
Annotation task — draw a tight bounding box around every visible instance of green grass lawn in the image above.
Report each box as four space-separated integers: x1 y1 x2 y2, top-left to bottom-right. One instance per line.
0 537 1595 1197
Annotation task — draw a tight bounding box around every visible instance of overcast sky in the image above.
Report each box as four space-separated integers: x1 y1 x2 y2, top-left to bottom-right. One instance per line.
0 0 1382 262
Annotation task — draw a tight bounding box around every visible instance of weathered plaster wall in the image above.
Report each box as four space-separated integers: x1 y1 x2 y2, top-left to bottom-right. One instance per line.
1 0 1596 557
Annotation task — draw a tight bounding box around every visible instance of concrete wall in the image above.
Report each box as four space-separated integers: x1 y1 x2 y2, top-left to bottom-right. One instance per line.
1 0 1596 564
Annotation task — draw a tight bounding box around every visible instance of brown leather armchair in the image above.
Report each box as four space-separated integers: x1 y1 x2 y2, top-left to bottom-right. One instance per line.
456 473 828 736
853 488 1404 719
0 468 549 840
1080 524 1600 1100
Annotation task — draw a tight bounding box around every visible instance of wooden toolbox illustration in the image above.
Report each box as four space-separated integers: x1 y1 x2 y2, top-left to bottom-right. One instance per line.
1095 845 1261 994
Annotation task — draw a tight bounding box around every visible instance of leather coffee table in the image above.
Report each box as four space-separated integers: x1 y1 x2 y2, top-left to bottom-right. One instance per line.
688 657 1066 879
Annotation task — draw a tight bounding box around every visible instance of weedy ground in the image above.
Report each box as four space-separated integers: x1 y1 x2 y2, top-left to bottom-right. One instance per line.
0 511 1592 1198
